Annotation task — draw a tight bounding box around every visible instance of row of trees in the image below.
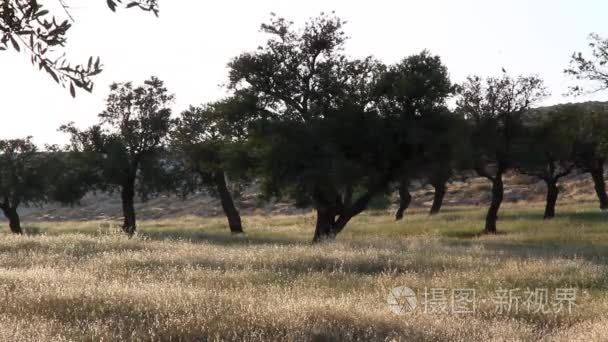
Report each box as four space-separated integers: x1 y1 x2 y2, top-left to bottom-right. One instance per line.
3 13 608 242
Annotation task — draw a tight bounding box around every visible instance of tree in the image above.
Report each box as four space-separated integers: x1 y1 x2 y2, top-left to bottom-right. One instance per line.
0 0 158 96
570 103 608 210
422 111 469 216
566 33 608 95
564 34 608 208
61 76 173 236
457 72 547 234
171 94 259 234
0 138 41 234
375 51 456 217
0 138 85 234
394 175 413 220
514 106 578 219
229 14 415 242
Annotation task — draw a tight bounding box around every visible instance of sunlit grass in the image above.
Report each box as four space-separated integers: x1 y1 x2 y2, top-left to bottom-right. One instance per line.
0 203 607 340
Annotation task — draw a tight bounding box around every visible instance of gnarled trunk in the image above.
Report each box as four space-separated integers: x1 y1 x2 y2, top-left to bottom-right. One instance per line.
313 206 337 243
484 176 503 234
214 171 243 234
429 181 446 215
1 206 22 235
312 182 381 243
590 168 608 210
395 179 411 221
544 179 559 219
121 179 137 237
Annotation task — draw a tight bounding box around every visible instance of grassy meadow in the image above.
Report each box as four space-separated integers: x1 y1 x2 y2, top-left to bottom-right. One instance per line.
1 203 608 341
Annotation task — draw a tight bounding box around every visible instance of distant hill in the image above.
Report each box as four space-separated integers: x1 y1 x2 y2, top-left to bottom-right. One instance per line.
5 170 602 223
6 101 608 223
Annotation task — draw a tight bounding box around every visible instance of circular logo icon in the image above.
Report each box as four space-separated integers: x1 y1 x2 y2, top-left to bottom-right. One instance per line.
387 286 417 315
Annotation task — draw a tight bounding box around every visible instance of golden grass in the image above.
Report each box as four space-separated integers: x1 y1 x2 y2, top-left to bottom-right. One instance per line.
1 203 608 341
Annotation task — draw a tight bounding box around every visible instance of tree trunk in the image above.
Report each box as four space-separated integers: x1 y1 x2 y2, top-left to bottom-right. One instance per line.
429 182 446 215
544 179 559 219
484 176 504 234
1 206 22 235
214 171 243 234
312 183 379 243
121 181 137 237
395 179 412 221
590 168 608 210
313 206 337 243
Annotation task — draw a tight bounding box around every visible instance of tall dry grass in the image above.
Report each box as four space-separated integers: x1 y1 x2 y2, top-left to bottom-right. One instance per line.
0 203 606 341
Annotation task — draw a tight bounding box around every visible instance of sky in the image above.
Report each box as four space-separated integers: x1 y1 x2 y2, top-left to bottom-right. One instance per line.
1 0 607 146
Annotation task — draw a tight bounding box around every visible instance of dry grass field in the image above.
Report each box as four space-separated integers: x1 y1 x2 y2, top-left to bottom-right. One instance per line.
1 203 608 341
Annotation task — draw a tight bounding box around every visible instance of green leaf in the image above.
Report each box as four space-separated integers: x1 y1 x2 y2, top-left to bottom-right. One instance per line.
107 0 117 12
44 64 60 83
36 10 49 17
9 35 20 52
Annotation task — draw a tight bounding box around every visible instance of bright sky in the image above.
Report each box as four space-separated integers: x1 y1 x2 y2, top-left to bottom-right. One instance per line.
1 0 607 146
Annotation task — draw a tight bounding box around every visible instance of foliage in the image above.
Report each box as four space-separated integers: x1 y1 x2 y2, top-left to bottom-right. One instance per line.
61 76 174 196
0 137 87 234
171 93 259 196
0 0 158 96
515 105 580 181
566 33 608 95
457 72 548 179
377 51 465 185
0 137 46 209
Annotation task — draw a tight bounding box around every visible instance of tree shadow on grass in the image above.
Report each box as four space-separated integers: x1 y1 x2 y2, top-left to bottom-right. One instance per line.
481 239 608 264
441 230 482 239
499 210 608 223
138 229 306 247
557 210 608 223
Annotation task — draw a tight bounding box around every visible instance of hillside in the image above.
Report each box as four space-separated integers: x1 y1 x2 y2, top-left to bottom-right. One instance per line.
7 171 605 223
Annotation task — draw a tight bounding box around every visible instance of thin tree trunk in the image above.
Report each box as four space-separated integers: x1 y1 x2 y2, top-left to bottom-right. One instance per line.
395 179 411 221
484 176 504 234
590 168 608 210
1 206 22 235
214 170 243 234
544 179 559 219
121 180 136 237
429 181 446 215
313 206 337 243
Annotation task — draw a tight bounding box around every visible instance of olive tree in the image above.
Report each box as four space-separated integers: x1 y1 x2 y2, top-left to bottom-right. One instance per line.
171 94 259 234
376 51 459 217
571 103 608 210
0 138 87 234
515 106 578 219
457 72 548 234
61 76 173 236
229 14 424 242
